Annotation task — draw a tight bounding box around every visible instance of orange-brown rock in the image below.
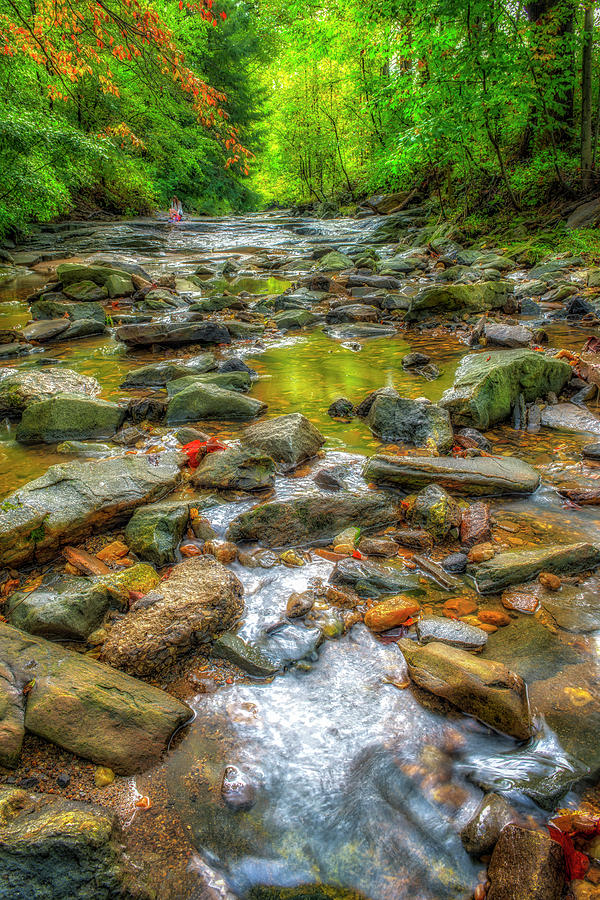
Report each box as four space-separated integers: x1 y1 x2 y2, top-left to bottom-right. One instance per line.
364 596 420 632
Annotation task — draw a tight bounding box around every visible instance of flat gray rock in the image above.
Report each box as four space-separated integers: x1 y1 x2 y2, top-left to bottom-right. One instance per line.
416 616 487 650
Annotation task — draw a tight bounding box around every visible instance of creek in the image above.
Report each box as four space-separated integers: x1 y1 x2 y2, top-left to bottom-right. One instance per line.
1 211 600 899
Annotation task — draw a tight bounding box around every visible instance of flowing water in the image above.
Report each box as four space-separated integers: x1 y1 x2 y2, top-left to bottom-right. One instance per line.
2 212 600 898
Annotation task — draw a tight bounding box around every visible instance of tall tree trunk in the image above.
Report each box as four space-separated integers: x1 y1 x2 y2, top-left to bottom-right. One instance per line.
581 2 595 189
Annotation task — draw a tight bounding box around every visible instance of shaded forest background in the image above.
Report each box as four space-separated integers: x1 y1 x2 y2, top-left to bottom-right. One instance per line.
1 0 600 238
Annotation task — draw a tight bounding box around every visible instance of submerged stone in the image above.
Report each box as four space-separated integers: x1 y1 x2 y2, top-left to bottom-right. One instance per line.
440 349 571 429
460 793 516 856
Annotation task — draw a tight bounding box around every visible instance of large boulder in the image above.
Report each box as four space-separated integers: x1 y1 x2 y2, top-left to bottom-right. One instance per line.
115 321 231 346
31 299 106 323
0 622 190 773
405 281 511 322
192 447 276 491
365 388 453 452
227 491 398 547
242 413 325 470
0 452 182 567
166 383 266 423
16 394 125 444
440 349 571 429
398 640 533 740
7 576 115 642
0 367 99 418
124 501 190 567
486 824 565 900
363 454 540 496
0 788 134 900
469 542 600 594
120 354 216 388
100 557 244 677
56 263 134 296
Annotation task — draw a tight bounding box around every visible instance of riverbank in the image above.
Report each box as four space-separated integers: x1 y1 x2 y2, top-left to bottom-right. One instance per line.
1 205 600 899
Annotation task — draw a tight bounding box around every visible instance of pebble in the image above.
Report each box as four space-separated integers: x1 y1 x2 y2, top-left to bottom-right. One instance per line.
279 549 305 567
441 552 468 574
539 571 561 591
286 590 315 618
502 589 539 614
94 766 115 788
477 610 511 627
204 540 237 564
468 544 495 563
364 596 420 632
358 537 399 557
443 597 477 617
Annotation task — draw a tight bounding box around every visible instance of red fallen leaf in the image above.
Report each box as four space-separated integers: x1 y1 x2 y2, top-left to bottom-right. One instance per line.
135 795 151 809
178 0 183 7
111 300 120 309
486 355 491 361
547 824 589 881
352 550 363 559
181 438 227 467
128 590 144 607
225 677 233 684
403 617 415 627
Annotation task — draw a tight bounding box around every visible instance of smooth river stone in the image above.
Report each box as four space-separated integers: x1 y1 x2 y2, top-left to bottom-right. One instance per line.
541 401 600 435
416 616 488 651
469 542 600 594
363 454 540 496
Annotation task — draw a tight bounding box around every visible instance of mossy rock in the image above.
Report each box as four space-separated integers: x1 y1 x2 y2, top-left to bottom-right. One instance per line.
16 394 126 444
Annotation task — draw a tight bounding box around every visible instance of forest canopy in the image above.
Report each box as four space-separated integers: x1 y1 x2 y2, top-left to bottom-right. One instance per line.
1 0 599 237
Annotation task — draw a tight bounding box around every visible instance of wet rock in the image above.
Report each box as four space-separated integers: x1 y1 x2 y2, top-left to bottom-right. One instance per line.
330 557 420 598
242 413 325 470
326 304 378 324
416 616 488 651
460 501 491 547
314 466 346 491
63 280 108 301
469 542 600 594
127 397 168 423
327 397 354 417
0 452 182 567
286 591 315 618
0 367 99 418
540 581 600 632
405 484 460 540
21 319 69 343
212 633 279 676
460 793 516 856
365 388 453 452
62 318 106 340
219 357 257 376
398 640 533 739
176 426 210 444
405 281 511 322
0 787 135 900
402 351 430 368
100 557 243 677
6 576 116 642
31 298 106 323
0 622 190 772
387 528 433 550
441 552 468 574
440 349 571 429
364 596 420 631
273 309 317 329
456 428 492 453
358 537 399 557
0 342 33 359
16 394 125 444
501 589 539 614
540 402 600 435
166 383 266 423
124 501 190 567
486 824 564 900
57 262 134 296
323 322 396 340
227 492 398 548
166 371 251 396
317 250 355 271
221 766 256 811
116 321 231 346
192 447 275 491
120 354 216 388
484 323 533 348
364 454 540 496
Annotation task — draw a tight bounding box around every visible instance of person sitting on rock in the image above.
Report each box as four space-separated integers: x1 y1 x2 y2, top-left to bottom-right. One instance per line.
169 196 183 222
